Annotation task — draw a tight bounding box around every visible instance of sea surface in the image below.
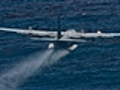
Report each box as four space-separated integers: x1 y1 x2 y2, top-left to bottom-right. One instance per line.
0 0 120 90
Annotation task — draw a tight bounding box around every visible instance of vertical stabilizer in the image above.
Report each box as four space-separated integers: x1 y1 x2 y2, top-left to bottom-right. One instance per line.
57 15 61 39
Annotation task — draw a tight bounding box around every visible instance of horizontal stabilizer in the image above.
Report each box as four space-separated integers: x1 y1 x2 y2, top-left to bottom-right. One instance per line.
31 37 86 43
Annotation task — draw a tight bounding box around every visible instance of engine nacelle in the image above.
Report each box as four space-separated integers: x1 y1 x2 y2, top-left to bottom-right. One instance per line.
68 44 78 51
65 29 77 37
48 43 54 49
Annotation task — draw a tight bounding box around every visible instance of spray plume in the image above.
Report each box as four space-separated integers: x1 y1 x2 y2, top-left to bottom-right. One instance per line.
0 49 70 90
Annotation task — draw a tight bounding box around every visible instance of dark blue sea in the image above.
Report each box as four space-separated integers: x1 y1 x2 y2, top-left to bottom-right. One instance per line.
0 0 120 90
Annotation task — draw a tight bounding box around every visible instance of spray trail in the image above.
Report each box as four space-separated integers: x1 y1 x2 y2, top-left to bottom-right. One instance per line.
0 49 70 90
0 49 53 90
48 49 70 65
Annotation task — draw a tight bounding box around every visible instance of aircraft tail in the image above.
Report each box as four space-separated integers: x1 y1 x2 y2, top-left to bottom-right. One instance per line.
57 15 61 39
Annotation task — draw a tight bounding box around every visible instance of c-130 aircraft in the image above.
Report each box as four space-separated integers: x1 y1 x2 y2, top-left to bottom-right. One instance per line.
0 16 120 51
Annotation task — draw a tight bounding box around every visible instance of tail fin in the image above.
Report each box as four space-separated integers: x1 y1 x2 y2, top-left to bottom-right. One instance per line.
57 15 61 39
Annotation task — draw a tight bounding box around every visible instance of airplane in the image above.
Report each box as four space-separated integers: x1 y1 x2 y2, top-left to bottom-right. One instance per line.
0 17 120 51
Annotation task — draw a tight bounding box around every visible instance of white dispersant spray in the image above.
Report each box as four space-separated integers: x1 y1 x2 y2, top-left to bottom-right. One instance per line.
48 49 69 65
0 49 53 90
0 49 70 90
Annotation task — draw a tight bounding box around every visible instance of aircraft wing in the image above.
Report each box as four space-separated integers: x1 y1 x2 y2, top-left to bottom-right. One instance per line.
76 33 120 38
64 31 120 38
0 27 57 37
1 27 120 42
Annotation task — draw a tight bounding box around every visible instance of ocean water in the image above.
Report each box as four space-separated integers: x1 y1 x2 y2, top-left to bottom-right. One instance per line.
0 0 120 90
